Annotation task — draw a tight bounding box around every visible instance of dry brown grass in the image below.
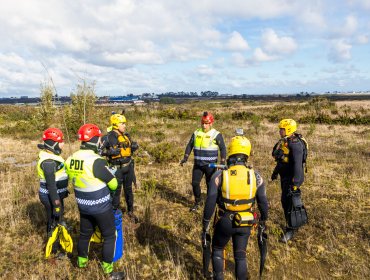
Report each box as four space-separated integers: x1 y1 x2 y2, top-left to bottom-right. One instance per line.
0 100 369 279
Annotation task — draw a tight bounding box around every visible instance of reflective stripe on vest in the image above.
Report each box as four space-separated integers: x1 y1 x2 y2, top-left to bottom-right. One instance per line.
39 187 68 195
221 165 257 212
193 128 220 164
37 150 68 183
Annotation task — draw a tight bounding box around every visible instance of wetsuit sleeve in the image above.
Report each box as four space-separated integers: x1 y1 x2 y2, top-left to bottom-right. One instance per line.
125 132 139 152
184 133 195 157
290 140 304 187
93 158 118 191
255 171 269 222
41 159 60 206
202 170 222 231
215 133 226 162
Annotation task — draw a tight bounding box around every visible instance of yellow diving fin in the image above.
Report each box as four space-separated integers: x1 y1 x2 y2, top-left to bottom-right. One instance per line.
90 226 103 243
45 225 60 258
59 224 73 254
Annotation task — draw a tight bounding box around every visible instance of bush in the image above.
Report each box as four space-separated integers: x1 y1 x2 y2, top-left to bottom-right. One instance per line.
231 111 255 120
146 142 182 163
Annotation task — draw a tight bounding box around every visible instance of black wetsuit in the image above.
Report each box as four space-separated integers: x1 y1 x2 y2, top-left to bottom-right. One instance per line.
38 159 68 234
73 146 118 264
203 164 269 279
102 131 138 212
272 134 305 225
184 132 226 203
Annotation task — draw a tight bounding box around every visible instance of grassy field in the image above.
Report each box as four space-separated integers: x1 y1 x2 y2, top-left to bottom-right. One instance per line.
0 99 369 279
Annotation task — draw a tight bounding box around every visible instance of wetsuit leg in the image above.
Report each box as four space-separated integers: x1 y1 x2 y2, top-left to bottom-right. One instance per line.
39 193 53 233
212 215 233 280
95 210 116 263
203 165 216 195
78 213 95 259
123 163 134 212
232 228 250 280
191 165 204 203
112 167 124 209
280 176 292 221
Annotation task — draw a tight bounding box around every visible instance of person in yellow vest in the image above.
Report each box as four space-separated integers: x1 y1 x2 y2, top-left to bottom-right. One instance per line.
180 112 226 212
65 124 124 279
37 128 69 244
271 119 308 242
100 114 139 223
202 135 268 279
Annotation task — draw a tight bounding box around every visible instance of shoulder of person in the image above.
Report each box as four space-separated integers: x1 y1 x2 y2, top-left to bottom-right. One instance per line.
254 170 264 187
288 134 302 145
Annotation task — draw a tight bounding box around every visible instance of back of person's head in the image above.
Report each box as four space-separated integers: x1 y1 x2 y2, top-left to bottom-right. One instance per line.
227 135 251 159
78 124 102 151
40 127 64 155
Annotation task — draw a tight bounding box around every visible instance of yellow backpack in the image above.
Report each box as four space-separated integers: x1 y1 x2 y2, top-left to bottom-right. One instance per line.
221 164 257 211
220 165 257 226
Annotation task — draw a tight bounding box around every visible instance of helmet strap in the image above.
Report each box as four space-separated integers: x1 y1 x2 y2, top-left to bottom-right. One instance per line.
44 141 61 155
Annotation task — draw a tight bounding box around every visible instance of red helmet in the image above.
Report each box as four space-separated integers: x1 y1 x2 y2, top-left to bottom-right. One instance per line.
201 112 214 124
42 128 64 143
78 124 102 142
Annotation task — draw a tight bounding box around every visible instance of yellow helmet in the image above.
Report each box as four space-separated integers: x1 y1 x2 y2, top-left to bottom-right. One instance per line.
228 136 252 158
278 119 297 135
110 114 126 129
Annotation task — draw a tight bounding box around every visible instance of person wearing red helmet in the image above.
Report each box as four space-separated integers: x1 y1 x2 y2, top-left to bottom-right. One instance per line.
65 124 124 279
37 128 69 255
180 112 226 212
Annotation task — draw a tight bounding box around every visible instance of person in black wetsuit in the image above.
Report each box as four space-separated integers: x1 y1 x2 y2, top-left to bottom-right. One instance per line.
37 128 69 238
65 123 124 279
101 113 139 223
202 135 268 279
271 118 307 242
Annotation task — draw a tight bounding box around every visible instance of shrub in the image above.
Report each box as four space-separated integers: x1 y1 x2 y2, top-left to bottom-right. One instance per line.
146 142 182 163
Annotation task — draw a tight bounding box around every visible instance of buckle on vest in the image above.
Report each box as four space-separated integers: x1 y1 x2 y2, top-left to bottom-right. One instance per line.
232 199 239 206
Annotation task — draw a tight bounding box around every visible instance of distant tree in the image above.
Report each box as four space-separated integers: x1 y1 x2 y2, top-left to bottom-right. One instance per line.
36 80 55 129
64 80 97 134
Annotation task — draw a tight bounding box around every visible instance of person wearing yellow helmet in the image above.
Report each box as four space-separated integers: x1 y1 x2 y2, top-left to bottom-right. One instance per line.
180 112 226 212
271 119 308 243
101 113 139 223
202 133 269 279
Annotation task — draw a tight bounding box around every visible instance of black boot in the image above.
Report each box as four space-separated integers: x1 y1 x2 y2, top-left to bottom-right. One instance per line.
189 201 201 212
280 229 295 243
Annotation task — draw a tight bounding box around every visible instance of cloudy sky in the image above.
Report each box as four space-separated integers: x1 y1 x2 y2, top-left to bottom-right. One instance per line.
1 0 370 97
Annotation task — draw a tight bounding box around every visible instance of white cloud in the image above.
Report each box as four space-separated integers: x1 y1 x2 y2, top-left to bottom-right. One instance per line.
224 31 249 51
102 51 163 66
343 15 358 35
328 40 352 62
0 0 369 96
261 29 298 55
356 34 369 44
349 0 370 10
196 65 215 76
252 48 278 62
